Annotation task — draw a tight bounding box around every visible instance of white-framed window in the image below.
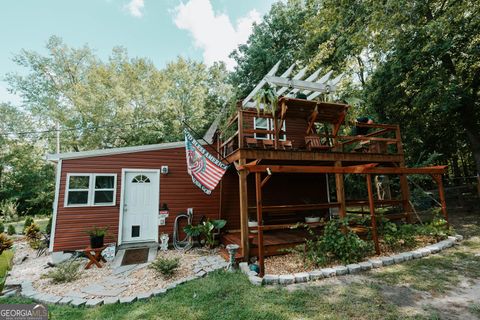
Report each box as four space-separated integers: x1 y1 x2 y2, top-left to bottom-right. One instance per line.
253 118 286 141
65 173 117 207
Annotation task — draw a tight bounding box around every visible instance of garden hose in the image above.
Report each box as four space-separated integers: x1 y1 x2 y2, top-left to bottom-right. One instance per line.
173 211 193 251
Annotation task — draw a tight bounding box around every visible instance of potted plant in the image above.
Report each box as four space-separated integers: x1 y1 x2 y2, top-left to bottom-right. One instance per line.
86 226 108 248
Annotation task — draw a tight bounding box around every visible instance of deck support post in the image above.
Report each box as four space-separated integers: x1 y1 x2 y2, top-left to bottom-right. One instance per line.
334 161 346 218
255 172 265 277
238 159 250 260
366 174 381 255
399 174 413 223
432 174 449 224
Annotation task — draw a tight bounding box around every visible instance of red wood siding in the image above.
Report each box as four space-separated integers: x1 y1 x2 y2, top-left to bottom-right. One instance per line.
53 147 221 251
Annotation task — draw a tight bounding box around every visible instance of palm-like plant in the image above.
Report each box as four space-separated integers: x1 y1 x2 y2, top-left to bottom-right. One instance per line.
254 86 278 117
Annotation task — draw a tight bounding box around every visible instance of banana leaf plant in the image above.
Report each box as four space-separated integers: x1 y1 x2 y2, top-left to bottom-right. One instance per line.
184 219 227 248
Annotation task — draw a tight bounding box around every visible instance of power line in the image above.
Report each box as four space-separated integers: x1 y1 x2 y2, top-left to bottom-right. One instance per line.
0 120 159 137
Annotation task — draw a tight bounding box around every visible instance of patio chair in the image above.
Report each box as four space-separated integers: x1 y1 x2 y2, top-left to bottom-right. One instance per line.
305 135 332 151
262 139 274 149
279 140 293 150
245 137 259 148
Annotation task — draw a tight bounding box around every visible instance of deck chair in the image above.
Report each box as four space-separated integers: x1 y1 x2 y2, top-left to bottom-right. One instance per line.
262 139 274 149
245 137 259 148
305 135 332 151
279 140 293 150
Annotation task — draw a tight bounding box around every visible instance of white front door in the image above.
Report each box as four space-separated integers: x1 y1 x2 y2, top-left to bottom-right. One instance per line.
121 170 159 243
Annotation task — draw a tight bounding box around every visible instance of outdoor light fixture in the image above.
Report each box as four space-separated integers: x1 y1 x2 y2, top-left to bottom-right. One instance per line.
266 168 272 176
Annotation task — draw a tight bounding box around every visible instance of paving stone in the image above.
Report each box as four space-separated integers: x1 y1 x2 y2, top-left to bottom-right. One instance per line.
308 270 324 280
193 267 203 274
247 270 258 277
263 274 279 285
65 291 87 298
346 264 361 274
82 284 106 295
359 262 373 271
85 299 104 307
455 234 463 242
334 266 348 276
21 281 33 291
3 290 16 298
412 251 423 259
136 292 153 301
58 297 73 305
22 290 37 298
119 296 137 304
249 275 263 286
152 288 167 296
401 252 413 261
103 297 119 305
196 270 207 278
442 239 454 248
293 272 310 283
204 266 214 272
112 265 136 275
278 274 295 285
427 245 441 253
321 268 336 277
380 257 394 266
103 277 132 287
239 262 249 274
369 259 383 268
419 248 431 257
4 279 22 286
70 298 87 307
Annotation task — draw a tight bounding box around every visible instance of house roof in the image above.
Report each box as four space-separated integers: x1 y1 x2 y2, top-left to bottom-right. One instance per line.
46 141 185 161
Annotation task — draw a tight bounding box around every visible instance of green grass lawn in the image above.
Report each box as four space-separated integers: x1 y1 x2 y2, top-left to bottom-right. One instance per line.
0 250 14 292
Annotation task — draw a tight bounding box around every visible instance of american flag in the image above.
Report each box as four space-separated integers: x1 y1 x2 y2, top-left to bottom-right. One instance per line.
184 129 229 195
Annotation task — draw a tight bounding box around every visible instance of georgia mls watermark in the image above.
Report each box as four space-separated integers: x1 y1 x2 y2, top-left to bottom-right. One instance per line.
0 304 48 320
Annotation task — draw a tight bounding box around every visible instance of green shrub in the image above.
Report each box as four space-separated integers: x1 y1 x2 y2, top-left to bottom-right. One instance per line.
417 214 454 241
25 223 41 249
150 257 180 278
299 218 373 267
23 217 34 232
0 200 19 223
0 234 13 255
45 217 53 235
0 224 4 234
7 225 15 235
184 219 226 248
43 261 82 284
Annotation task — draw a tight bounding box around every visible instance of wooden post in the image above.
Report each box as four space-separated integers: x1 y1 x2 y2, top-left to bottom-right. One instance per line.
273 111 278 150
335 161 346 218
366 174 381 255
255 172 265 277
432 174 449 224
238 109 244 149
399 174 413 223
238 159 250 260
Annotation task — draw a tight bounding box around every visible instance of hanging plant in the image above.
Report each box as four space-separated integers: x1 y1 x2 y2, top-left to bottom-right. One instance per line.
254 86 278 117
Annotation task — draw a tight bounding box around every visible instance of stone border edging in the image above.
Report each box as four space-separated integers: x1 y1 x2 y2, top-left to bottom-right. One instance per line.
11 254 229 307
241 235 464 286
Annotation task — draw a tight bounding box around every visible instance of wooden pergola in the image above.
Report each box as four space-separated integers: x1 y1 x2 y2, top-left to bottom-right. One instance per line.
236 163 448 276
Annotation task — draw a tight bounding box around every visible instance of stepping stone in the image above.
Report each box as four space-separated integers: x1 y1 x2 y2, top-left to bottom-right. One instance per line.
119 296 137 304
239 262 249 274
308 270 324 280
359 262 373 271
419 248 431 256
321 268 336 277
293 272 310 283
455 234 463 242
58 297 73 305
346 264 361 274
112 265 136 275
196 271 207 278
369 259 383 268
380 257 394 266
334 266 348 276
165 283 177 291
249 275 263 286
193 267 203 274
22 290 37 298
247 270 258 277
103 297 119 305
427 245 441 254
82 284 106 295
70 298 87 307
96 287 128 297
392 255 405 263
65 291 87 298
279 275 295 285
85 299 104 307
263 275 279 285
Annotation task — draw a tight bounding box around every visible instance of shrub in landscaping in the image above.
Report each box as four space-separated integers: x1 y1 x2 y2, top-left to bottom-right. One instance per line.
23 217 34 232
0 200 19 223
150 257 180 278
24 223 41 249
7 225 15 236
43 261 82 284
0 234 13 255
300 218 373 266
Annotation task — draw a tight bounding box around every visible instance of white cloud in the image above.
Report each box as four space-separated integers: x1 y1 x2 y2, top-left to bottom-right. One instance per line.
0 82 22 106
173 0 261 70
124 0 145 18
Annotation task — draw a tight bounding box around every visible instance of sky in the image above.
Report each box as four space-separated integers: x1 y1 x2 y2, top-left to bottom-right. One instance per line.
0 0 277 105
